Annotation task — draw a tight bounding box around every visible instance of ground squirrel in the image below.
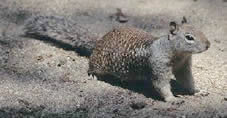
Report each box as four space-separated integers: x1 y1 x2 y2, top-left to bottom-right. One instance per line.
88 18 210 101
24 16 210 102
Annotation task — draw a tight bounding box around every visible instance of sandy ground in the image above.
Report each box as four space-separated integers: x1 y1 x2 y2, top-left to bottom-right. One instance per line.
0 0 227 117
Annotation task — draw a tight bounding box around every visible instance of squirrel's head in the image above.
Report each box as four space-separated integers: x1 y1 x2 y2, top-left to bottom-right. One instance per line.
168 17 210 54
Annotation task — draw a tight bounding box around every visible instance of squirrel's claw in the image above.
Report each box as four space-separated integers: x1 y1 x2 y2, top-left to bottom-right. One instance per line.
88 73 97 80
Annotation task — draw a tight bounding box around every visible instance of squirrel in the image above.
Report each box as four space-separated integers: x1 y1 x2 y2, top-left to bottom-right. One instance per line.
23 15 210 102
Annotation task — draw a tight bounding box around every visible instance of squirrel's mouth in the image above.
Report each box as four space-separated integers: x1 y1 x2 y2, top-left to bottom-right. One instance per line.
193 46 210 54
193 49 208 54
196 51 204 54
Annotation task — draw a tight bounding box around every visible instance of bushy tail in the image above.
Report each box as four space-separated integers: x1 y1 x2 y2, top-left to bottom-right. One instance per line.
23 15 98 57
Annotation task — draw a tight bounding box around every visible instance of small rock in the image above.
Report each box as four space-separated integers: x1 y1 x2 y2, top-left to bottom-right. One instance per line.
57 60 66 67
18 99 30 106
200 92 209 97
128 91 133 96
82 81 87 83
195 90 209 97
180 115 186 118
61 76 71 83
79 94 83 97
171 100 185 105
36 56 44 61
47 54 53 58
113 108 119 113
153 108 159 110
182 16 187 24
130 101 147 110
57 63 62 67
223 0 227 2
110 8 128 23
167 107 177 112
218 47 225 52
214 39 221 44
78 11 91 16
195 65 204 70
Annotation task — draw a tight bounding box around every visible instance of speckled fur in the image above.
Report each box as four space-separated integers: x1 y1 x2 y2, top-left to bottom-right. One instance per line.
89 27 156 80
89 22 210 102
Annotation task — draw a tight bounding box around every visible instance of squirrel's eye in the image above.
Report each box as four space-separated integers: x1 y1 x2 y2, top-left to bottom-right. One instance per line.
185 34 194 41
185 33 195 43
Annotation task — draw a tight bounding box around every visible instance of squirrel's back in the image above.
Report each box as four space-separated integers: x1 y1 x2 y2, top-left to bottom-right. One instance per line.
89 27 157 79
23 15 98 56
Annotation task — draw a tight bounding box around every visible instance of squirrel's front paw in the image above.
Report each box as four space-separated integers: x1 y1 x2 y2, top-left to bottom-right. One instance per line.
164 96 177 102
164 96 185 104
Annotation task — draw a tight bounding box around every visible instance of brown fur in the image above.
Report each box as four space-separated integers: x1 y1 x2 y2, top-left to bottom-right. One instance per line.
88 27 157 80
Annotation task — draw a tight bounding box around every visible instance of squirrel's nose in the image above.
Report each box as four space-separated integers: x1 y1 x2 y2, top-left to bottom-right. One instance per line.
206 41 210 49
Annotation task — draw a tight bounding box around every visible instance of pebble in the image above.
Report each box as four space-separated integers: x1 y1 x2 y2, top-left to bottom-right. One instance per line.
224 97 227 101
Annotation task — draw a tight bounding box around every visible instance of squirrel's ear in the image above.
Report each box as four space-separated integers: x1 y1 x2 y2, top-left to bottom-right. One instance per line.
181 16 187 24
169 21 178 35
